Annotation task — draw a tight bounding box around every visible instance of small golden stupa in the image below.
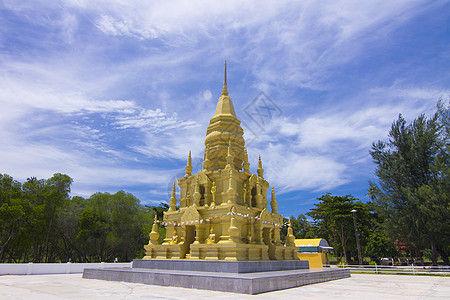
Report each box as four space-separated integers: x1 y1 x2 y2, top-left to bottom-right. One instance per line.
144 63 297 261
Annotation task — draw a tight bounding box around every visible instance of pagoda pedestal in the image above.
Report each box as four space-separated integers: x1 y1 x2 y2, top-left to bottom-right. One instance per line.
83 259 350 294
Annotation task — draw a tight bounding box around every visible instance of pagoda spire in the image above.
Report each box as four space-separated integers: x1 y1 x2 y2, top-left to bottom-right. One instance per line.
243 147 250 173
222 61 228 96
257 155 264 178
285 219 295 247
270 186 278 214
212 61 236 117
205 62 242 171
185 151 192 176
169 182 177 211
149 215 160 245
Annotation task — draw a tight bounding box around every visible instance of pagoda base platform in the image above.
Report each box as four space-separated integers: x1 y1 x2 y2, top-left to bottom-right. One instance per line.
144 242 299 261
82 259 350 294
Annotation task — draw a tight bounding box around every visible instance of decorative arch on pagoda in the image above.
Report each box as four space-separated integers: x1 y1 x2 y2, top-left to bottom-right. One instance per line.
259 208 274 228
248 174 258 207
194 172 212 206
180 206 200 226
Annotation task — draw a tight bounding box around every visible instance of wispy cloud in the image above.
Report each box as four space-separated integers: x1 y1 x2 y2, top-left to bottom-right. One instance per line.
1 0 448 213
241 83 449 194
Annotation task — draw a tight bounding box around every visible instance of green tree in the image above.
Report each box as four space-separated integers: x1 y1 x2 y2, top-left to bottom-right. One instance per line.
308 194 355 263
21 176 48 262
369 100 449 265
149 202 169 220
0 174 25 262
56 196 87 262
280 214 316 242
77 191 152 262
307 194 373 264
0 172 164 263
77 205 111 262
42 173 73 262
365 232 397 258
108 191 152 261
0 174 22 205
0 198 27 262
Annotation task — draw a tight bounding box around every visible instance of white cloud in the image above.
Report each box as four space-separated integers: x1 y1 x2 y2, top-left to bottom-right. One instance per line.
0 62 135 115
202 90 212 102
89 0 283 40
0 130 177 196
369 86 450 116
292 108 392 151
245 142 348 193
5 0 434 89
3 0 441 94
113 109 199 133
242 83 448 194
96 15 159 40
0 56 204 200
132 128 206 161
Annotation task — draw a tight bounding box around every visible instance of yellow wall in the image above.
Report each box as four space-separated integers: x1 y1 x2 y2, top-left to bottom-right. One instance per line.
297 253 328 268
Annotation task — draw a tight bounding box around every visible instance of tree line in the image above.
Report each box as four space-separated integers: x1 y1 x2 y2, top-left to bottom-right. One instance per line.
281 195 397 265
369 100 449 265
0 173 167 263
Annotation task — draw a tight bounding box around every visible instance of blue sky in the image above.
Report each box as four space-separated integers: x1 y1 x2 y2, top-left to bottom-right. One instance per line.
1 0 449 217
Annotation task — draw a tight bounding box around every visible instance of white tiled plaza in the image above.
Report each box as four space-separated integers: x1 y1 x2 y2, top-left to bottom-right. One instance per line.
0 273 448 299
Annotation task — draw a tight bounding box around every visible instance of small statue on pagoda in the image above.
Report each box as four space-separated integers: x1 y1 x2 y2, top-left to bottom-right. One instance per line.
206 227 216 244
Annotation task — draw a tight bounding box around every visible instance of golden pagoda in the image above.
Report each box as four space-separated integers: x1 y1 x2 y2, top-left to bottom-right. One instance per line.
144 63 298 261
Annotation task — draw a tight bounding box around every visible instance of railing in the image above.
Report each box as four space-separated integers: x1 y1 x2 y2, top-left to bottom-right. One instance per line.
0 262 132 275
324 264 450 276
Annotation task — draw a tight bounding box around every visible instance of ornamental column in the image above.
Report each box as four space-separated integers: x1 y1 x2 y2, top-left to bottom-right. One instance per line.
169 182 177 211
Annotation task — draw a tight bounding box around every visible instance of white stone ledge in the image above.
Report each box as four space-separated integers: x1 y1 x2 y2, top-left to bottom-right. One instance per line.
0 262 132 275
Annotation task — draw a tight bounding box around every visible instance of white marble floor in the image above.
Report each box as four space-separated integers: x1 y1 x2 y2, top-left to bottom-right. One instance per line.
0 273 448 299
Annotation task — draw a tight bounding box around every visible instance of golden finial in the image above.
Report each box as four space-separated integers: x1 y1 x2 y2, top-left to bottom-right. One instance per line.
150 214 160 244
185 150 193 176
243 147 250 173
222 61 228 96
286 218 295 246
169 181 177 211
172 182 176 196
257 155 264 177
270 186 278 214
